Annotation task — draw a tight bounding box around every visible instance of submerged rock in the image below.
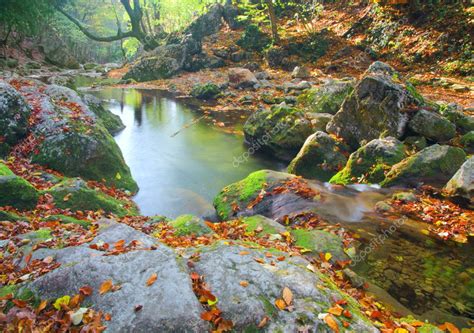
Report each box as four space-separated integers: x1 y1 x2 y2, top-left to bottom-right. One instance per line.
381 145 466 188
288 131 348 181
330 137 406 185
191 243 377 332
0 162 39 210
0 82 31 156
444 157 473 204
297 79 354 115
408 109 456 142
243 105 315 161
326 62 419 149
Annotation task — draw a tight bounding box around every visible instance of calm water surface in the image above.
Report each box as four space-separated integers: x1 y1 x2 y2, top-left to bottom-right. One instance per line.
93 87 282 217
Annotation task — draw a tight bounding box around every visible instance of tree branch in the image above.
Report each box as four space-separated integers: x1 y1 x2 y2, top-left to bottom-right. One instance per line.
56 5 135 42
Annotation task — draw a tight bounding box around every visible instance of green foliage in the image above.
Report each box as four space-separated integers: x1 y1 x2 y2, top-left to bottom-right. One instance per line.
0 0 54 35
237 24 271 52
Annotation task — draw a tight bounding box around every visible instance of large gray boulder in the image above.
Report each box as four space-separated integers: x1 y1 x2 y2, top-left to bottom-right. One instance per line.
10 80 137 191
297 79 354 115
243 105 315 161
408 109 456 142
82 94 125 135
326 62 419 149
288 131 348 181
27 221 209 332
123 48 182 82
0 82 31 156
228 67 258 89
444 157 473 204
330 137 406 185
381 144 466 188
191 243 377 332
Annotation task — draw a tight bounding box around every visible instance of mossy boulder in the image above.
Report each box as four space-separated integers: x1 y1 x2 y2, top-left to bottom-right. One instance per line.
190 83 221 100
408 109 456 142
213 170 298 221
25 61 42 70
330 137 406 185
288 131 348 181
26 85 136 192
244 105 315 161
444 157 473 204
381 145 466 188
168 214 212 236
241 215 286 236
0 82 31 157
82 94 125 135
0 210 28 222
291 229 349 262
326 62 420 149
46 178 137 216
440 104 474 134
460 131 474 154
297 79 354 115
237 24 271 52
306 113 333 132
83 63 98 71
0 162 39 210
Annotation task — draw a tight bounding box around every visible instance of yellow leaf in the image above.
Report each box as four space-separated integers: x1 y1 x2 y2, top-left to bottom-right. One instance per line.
115 172 122 180
53 295 70 310
282 287 293 306
394 329 409 333
240 281 249 287
325 253 332 261
207 296 218 306
324 314 339 333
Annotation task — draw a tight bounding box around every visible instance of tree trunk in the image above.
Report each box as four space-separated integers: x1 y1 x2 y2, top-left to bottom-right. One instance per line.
265 0 279 43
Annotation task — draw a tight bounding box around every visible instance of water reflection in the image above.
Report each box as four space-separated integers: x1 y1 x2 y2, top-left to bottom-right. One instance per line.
93 87 283 217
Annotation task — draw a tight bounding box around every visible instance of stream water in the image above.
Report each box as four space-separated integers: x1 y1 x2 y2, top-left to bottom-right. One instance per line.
92 87 283 217
93 87 473 327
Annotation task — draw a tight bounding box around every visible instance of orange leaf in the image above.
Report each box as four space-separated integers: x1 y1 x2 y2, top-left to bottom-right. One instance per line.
99 279 113 295
36 300 47 314
114 239 125 249
190 272 200 280
275 299 286 310
254 258 264 264
239 281 249 287
258 316 269 328
239 251 250 256
200 311 214 321
12 299 27 308
328 305 343 316
104 313 112 321
282 287 293 306
79 285 93 296
324 314 339 333
146 273 158 286
438 322 460 333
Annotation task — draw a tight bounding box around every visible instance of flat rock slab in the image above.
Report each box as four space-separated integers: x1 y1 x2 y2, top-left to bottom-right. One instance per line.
190 243 377 332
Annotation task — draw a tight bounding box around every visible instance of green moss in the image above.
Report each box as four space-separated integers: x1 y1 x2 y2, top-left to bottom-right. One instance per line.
460 131 474 153
237 24 271 52
169 214 212 236
44 215 91 228
291 229 346 260
86 100 124 135
0 163 40 210
213 170 268 220
242 215 283 236
258 295 277 318
45 178 137 216
190 83 221 100
297 81 353 115
0 210 28 222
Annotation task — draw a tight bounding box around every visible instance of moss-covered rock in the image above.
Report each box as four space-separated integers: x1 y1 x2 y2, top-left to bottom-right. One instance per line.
190 83 221 100
0 210 28 222
46 178 137 216
0 162 39 210
25 61 42 70
241 215 286 236
460 131 474 154
381 145 466 188
408 109 456 142
0 82 31 157
83 63 98 71
297 79 354 115
440 104 474 134
214 170 270 220
291 229 349 262
237 24 271 52
44 214 91 228
243 105 315 161
168 214 212 236
288 131 348 181
82 94 125 135
330 137 406 185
